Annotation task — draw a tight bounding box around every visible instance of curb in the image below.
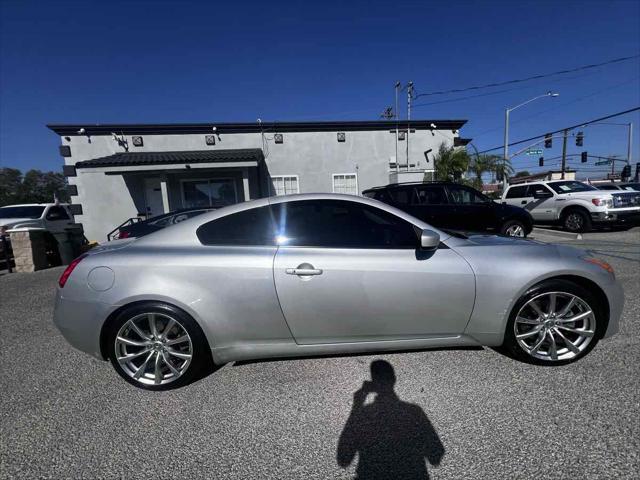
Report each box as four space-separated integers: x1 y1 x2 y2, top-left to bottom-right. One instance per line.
531 227 582 240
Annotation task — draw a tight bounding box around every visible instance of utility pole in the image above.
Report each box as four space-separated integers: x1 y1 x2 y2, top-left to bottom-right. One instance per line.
560 129 569 179
503 110 510 189
406 81 413 171
628 122 633 164
395 81 400 174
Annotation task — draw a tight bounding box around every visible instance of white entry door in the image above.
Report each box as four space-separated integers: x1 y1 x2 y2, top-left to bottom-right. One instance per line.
144 178 165 218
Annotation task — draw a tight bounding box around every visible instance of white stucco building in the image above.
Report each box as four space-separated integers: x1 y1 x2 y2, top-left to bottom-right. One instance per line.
48 119 468 241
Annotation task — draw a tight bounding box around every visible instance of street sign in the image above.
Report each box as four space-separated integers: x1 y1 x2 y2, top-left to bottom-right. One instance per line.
595 159 612 166
525 149 543 156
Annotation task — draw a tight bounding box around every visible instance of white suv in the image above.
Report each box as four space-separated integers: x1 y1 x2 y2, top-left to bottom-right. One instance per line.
502 180 640 232
0 203 75 235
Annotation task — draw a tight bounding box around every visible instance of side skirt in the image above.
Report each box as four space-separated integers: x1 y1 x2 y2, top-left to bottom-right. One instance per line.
211 334 484 364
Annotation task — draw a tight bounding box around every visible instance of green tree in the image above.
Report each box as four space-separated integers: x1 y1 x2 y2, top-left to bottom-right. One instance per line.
469 153 503 187
0 168 23 205
514 170 531 178
433 143 471 182
0 167 69 205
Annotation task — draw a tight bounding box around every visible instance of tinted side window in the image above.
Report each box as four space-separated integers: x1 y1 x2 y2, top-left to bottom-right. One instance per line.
386 188 412 205
275 200 418 249
197 206 275 246
413 185 447 205
505 185 529 198
447 186 486 204
529 184 552 196
46 206 70 220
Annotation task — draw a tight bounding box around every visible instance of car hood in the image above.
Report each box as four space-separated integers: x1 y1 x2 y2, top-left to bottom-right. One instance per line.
559 191 610 199
0 218 42 229
454 233 585 258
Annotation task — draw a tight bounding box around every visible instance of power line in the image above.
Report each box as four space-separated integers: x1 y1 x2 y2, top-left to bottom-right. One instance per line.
476 107 640 154
413 54 639 98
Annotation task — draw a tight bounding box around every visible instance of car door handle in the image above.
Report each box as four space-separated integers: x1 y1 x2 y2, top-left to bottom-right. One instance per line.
286 267 323 276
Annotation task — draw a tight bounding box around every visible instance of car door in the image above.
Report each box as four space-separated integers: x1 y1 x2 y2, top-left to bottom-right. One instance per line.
524 184 556 221
445 184 494 232
272 199 475 344
405 184 452 228
43 205 73 233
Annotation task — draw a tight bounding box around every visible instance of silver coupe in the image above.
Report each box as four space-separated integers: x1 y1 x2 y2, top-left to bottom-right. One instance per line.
53 194 624 390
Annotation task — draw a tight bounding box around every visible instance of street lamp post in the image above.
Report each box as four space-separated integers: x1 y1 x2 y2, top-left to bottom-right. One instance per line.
503 91 559 188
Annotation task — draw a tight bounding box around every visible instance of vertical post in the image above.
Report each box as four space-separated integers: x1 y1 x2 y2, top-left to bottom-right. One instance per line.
395 82 400 174
503 109 510 190
406 81 413 171
627 122 633 164
159 178 170 214
561 129 568 179
611 157 616 177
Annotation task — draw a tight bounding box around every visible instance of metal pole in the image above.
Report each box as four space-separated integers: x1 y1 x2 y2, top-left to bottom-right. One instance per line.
503 109 510 189
406 82 413 171
395 82 400 174
561 129 568 179
628 122 633 164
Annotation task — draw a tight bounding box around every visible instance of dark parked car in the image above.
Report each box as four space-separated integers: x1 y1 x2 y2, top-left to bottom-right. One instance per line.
363 182 534 237
115 208 216 239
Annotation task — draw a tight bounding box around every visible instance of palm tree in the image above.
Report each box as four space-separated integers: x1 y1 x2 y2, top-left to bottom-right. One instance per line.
433 143 471 182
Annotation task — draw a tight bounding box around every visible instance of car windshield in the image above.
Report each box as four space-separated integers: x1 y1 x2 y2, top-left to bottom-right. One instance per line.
0 206 46 219
621 183 640 191
548 181 597 193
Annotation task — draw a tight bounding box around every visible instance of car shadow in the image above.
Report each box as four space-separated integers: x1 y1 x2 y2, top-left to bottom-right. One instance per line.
337 360 444 479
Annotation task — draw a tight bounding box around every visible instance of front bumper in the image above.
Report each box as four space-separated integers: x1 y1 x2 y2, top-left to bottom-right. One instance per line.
591 209 640 224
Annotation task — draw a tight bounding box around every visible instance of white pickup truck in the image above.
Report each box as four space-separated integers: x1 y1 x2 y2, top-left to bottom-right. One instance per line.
502 180 640 232
0 203 75 235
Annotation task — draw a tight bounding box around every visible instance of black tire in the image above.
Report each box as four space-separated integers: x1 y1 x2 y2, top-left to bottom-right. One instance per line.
502 279 605 366
562 208 592 233
106 302 212 391
500 219 528 237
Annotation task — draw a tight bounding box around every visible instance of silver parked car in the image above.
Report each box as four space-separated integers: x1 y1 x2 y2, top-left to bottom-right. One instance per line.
54 194 624 390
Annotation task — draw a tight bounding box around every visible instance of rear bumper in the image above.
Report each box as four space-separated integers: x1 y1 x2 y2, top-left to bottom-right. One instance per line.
53 290 112 360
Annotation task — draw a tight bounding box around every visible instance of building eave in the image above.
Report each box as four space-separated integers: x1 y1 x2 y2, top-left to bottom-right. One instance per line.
47 119 467 136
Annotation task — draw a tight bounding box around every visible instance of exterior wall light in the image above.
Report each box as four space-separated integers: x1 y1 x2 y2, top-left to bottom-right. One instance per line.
274 134 284 144
132 136 144 147
337 132 346 142
205 135 216 145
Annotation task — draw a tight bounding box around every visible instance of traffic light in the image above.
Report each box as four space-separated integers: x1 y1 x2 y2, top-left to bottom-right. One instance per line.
544 134 552 148
621 164 631 179
581 151 588 163
576 131 584 147
539 157 544 167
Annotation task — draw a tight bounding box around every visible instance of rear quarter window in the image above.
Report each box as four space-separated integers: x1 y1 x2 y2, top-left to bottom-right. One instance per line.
505 185 529 198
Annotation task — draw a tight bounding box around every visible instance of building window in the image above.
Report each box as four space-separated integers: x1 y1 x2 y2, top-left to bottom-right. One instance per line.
182 178 238 207
271 175 299 196
332 173 358 195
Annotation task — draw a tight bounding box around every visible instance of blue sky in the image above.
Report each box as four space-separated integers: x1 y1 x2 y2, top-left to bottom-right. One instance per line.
1 0 639 178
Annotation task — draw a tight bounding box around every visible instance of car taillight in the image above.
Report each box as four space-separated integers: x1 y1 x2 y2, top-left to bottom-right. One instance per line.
118 230 130 239
58 254 88 288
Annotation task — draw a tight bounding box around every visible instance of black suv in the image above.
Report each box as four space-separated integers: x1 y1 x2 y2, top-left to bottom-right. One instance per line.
363 182 534 237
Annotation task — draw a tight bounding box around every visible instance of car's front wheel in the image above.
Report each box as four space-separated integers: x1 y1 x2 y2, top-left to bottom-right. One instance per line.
503 279 604 365
106 302 212 390
562 208 592 233
500 219 528 237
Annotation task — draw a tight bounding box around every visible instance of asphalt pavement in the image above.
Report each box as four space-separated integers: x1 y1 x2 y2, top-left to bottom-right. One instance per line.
1 228 638 479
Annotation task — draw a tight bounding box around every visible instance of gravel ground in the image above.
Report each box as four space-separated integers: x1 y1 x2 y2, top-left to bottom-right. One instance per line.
1 228 638 479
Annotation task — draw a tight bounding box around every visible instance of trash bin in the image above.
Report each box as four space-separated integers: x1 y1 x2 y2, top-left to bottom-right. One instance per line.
52 231 75 265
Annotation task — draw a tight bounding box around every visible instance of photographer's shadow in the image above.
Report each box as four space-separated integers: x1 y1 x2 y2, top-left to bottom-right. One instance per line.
337 360 444 480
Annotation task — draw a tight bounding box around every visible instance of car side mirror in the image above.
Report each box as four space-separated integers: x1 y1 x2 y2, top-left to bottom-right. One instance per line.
533 190 553 199
420 229 440 250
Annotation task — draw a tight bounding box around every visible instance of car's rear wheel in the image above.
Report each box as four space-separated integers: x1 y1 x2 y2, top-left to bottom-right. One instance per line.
500 220 527 237
503 279 603 365
106 302 211 390
562 208 592 233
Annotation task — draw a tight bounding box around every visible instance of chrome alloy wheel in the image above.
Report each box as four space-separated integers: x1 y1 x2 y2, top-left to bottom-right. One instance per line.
565 213 584 231
505 224 525 237
114 312 193 386
514 292 596 361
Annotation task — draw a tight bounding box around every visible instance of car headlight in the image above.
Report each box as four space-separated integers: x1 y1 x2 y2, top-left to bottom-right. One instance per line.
591 198 613 208
581 256 615 276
